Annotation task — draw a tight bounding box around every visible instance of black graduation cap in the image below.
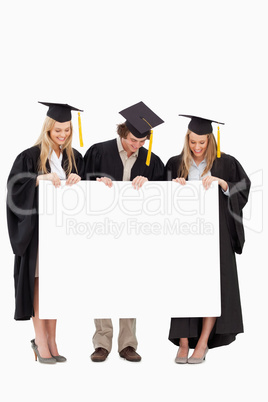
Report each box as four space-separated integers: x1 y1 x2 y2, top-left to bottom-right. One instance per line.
180 114 225 158
119 101 164 166
39 101 84 146
119 101 164 138
38 101 83 123
179 114 224 135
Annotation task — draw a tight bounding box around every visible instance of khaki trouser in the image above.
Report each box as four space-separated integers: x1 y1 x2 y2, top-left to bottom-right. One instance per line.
93 318 138 353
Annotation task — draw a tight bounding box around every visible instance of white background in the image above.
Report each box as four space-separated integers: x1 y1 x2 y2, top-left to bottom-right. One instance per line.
0 0 267 401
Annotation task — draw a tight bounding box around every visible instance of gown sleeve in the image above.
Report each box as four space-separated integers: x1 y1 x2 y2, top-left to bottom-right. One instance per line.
164 155 181 180
6 151 38 257
150 154 165 181
225 156 251 254
73 149 85 178
83 144 102 180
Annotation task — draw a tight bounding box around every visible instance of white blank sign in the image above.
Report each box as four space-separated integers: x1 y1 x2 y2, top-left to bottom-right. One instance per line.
38 181 221 319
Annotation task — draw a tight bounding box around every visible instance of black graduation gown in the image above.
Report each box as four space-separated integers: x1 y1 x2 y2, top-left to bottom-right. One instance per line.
165 153 251 348
6 145 84 320
84 138 164 181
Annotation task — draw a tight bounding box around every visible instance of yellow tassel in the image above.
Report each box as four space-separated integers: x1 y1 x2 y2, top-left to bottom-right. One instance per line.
78 112 83 147
217 125 221 158
146 130 153 166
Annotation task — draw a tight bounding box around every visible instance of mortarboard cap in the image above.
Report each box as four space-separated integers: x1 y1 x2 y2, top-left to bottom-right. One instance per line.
119 101 164 139
39 101 84 147
119 102 164 166
39 101 83 123
179 114 224 135
179 114 225 158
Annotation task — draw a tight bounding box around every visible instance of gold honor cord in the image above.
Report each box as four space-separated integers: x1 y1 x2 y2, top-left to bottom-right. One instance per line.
78 112 83 147
217 125 221 158
142 117 153 166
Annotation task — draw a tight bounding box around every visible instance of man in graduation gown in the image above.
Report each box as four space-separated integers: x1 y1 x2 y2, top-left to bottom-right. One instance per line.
84 101 164 362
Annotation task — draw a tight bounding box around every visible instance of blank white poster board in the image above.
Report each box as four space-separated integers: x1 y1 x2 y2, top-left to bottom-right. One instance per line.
39 181 220 319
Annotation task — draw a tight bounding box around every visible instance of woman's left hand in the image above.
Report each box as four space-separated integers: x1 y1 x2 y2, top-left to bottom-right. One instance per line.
132 176 148 190
202 176 228 191
66 173 81 186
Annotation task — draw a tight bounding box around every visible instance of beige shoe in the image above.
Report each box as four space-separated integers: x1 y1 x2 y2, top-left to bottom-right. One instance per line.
188 347 208 364
175 347 189 364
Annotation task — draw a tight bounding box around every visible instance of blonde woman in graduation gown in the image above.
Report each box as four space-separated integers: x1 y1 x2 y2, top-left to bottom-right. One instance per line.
6 102 84 364
165 115 250 364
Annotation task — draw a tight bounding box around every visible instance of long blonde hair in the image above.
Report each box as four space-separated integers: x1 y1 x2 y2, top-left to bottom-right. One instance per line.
178 129 217 178
34 116 77 176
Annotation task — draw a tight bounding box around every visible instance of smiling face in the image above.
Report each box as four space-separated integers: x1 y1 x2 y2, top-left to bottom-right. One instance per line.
121 132 148 156
49 121 71 150
188 131 209 161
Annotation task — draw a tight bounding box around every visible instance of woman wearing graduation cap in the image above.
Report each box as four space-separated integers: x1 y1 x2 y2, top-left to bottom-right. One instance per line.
6 102 84 364
165 115 251 364
84 101 164 362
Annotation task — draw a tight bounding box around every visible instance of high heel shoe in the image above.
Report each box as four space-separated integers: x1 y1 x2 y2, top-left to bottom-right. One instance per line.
48 344 67 362
188 347 208 364
30 339 57 364
175 347 189 364
51 354 67 363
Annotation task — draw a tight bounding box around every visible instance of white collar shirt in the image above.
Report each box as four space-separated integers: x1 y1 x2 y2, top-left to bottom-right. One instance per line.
116 137 139 181
49 150 66 180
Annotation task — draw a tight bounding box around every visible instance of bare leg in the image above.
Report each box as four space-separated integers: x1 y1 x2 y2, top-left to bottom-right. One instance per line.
32 278 53 358
176 337 189 358
46 319 59 356
191 317 216 358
